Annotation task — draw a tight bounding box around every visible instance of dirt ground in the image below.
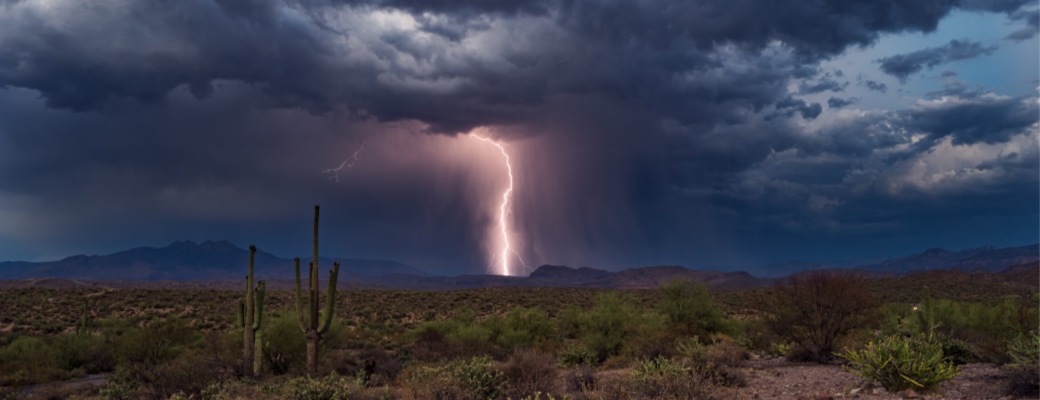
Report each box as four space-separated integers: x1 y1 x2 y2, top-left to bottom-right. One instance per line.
717 357 1037 400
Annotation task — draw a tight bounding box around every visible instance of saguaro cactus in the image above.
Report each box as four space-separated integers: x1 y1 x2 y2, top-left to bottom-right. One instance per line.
75 299 92 336
294 205 341 374
238 245 266 377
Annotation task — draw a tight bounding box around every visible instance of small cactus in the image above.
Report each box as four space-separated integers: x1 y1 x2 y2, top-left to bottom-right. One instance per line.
75 299 92 336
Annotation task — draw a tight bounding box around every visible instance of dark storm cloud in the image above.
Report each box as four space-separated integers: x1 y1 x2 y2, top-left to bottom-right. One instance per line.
0 0 1036 271
875 39 999 82
773 96 823 120
862 80 889 93
827 97 857 108
798 74 847 94
905 94 1038 146
0 0 1027 133
1004 8 1039 41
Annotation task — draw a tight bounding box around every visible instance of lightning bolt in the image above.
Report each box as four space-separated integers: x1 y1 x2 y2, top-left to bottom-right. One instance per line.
473 135 524 276
323 142 366 182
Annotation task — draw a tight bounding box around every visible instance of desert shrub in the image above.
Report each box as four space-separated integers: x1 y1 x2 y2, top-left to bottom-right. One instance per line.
98 383 134 400
628 356 713 400
264 310 308 374
483 307 554 350
0 336 58 385
355 347 403 386
676 337 747 387
562 365 597 393
409 356 502 400
117 318 198 366
877 303 913 337
623 330 678 362
51 333 96 372
567 293 665 362
559 344 596 367
282 374 352 400
755 271 878 363
122 355 218 400
500 349 561 399
838 334 961 392
199 331 243 380
934 334 974 365
909 293 1038 363
1005 332 1039 396
657 278 725 335
632 356 690 381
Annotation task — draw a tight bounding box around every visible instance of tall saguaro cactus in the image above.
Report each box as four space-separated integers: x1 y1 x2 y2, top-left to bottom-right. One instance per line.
239 245 266 377
294 205 341 374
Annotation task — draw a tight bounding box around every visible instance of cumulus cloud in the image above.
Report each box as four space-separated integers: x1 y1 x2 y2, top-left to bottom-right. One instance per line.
875 39 999 82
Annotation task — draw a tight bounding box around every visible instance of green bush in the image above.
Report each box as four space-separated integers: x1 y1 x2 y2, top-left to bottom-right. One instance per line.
658 278 725 335
1005 332 1039 396
935 334 974 365
632 356 690 381
483 307 554 350
564 293 665 362
558 344 596 367
627 356 714 400
283 374 352 400
839 334 961 392
52 333 96 371
409 355 502 400
1008 332 1040 369
909 293 1039 363
0 336 58 385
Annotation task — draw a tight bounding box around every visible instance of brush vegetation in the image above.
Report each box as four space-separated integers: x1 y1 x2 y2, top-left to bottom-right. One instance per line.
0 265 1036 399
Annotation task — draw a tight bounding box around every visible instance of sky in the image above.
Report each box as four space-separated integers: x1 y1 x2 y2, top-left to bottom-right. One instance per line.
0 0 1037 276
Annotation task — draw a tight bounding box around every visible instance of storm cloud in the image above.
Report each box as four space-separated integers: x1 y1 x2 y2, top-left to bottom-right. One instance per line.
876 39 999 82
0 0 1035 273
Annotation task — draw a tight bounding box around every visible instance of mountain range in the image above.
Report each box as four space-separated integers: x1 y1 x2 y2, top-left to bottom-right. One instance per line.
0 240 1035 290
0 240 428 281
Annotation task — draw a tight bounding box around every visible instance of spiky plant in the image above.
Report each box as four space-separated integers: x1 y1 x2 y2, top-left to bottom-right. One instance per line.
294 205 341 374
238 245 266 377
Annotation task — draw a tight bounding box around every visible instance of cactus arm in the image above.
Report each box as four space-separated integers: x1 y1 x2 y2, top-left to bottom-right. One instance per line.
294 258 307 332
318 262 341 334
237 297 245 328
310 262 319 329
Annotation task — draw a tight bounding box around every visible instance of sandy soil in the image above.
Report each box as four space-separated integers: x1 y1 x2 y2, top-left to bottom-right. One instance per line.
718 357 1036 400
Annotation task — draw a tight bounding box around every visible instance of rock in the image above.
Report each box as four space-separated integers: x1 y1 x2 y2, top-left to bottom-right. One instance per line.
902 388 919 398
849 388 861 395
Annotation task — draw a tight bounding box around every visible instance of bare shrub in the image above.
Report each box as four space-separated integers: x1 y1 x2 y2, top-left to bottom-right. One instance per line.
755 271 878 363
129 356 218 400
562 365 597 394
500 349 561 399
